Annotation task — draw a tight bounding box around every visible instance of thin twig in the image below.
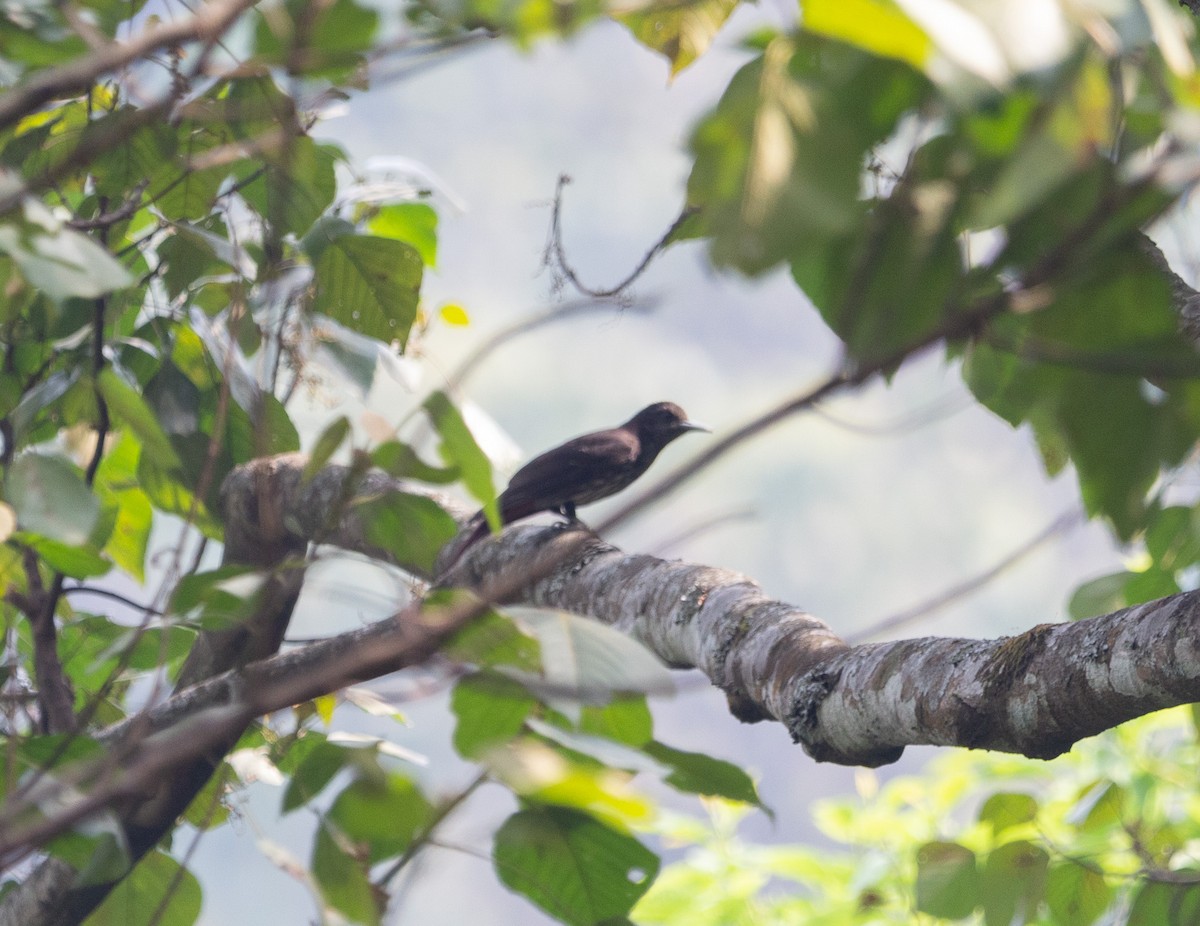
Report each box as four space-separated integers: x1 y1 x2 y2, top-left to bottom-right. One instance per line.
61 585 164 617
445 296 658 390
544 174 697 298
376 771 487 889
649 507 757 557
848 509 1084 643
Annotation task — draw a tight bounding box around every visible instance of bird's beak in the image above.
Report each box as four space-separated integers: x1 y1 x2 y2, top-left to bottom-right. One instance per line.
679 419 710 433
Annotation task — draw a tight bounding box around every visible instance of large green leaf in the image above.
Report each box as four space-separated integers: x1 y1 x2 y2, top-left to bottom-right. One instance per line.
313 820 379 926
87 849 201 926
311 231 422 347
357 490 459 574
494 807 659 926
254 0 379 80
688 35 929 274
366 203 438 268
1128 879 1200 926
980 841 1048 926
508 608 674 701
452 671 537 759
643 741 763 807
238 135 339 238
327 771 432 861
0 202 131 302
423 391 496 520
1045 860 1112 926
802 0 931 72
97 369 183 472
964 244 1200 537
6 453 99 546
915 841 979 919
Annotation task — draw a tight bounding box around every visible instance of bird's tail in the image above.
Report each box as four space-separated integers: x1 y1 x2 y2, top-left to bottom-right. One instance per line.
438 511 491 576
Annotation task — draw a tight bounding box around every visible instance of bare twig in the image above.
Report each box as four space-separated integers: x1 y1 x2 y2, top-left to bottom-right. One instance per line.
848 509 1085 643
445 296 658 390
544 174 697 298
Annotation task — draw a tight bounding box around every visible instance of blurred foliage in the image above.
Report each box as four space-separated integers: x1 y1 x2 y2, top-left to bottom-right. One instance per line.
637 707 1200 926
0 0 1198 924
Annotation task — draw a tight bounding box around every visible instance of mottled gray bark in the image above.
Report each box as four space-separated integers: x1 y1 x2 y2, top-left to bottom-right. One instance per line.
6 453 1200 925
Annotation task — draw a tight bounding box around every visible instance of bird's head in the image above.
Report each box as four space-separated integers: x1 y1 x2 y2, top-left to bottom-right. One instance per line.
626 402 709 449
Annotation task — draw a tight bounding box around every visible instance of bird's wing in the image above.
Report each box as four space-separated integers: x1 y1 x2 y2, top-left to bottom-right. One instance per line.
500 431 639 517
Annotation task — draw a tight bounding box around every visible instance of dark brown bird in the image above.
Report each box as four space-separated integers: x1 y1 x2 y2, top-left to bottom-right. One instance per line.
451 402 708 563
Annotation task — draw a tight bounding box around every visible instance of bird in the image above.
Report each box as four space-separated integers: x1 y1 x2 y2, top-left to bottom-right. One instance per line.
447 402 708 566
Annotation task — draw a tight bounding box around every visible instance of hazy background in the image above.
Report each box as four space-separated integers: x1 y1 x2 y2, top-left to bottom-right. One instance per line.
183 10 1127 923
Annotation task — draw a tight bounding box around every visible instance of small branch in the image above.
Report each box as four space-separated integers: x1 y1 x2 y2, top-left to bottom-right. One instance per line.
445 296 658 390
67 182 148 231
9 549 75 734
377 771 487 890
61 584 164 617
849 509 1084 643
544 174 697 298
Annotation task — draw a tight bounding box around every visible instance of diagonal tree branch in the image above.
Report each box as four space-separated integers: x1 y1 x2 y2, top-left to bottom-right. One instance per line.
6 455 1200 899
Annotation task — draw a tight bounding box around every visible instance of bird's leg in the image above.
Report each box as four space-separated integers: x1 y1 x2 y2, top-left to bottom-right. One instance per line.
553 501 590 531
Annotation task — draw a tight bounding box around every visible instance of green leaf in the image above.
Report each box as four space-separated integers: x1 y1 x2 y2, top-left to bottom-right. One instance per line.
688 36 928 274
371 440 459 484
357 490 459 575
643 741 763 807
1045 860 1112 926
169 565 268 630
510 608 674 702
312 232 423 347
8 368 79 445
97 369 183 471
1145 505 1200 573
135 438 222 538
1067 572 1132 621
423 391 496 521
802 0 931 73
238 135 338 238
328 771 432 858
255 0 379 80
977 792 1038 834
6 453 99 546
579 698 653 747
367 203 438 267
0 205 132 302
225 392 300 462
452 671 537 759
1072 780 1124 833
94 433 152 581
617 0 739 75
144 362 202 437
283 739 349 812
19 536 109 577
313 820 379 926
964 245 1200 538
1128 878 1200 926
915 841 979 919
494 807 659 926
86 849 201 926
303 416 352 481
442 599 541 671
980 841 1048 926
